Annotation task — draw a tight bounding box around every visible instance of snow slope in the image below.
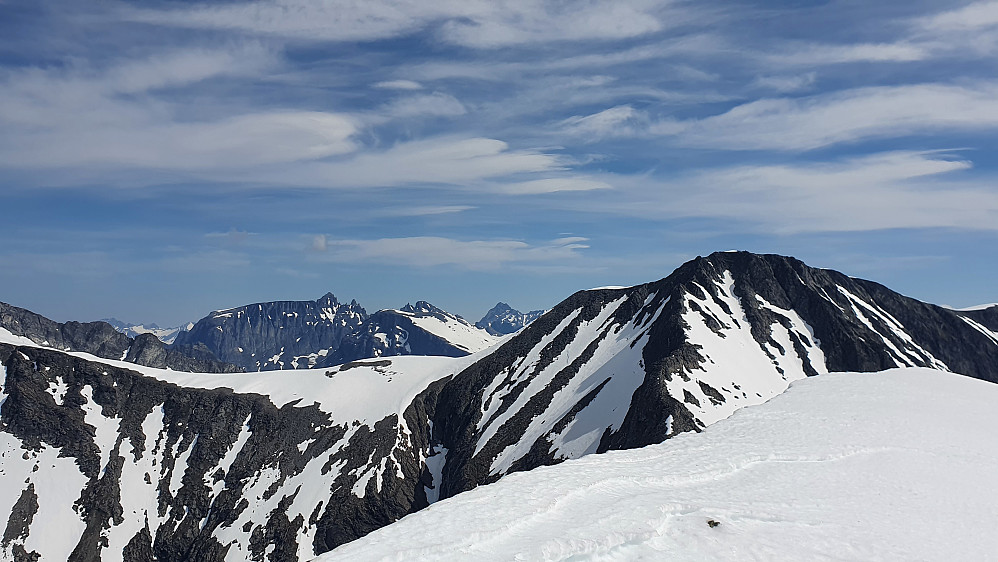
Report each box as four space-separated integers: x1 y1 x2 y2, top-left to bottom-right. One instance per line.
394 305 498 354
319 368 998 562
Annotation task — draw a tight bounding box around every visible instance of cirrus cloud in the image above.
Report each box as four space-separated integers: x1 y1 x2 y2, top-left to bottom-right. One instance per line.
309 235 590 270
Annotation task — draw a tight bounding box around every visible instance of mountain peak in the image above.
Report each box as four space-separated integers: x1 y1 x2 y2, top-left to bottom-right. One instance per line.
399 301 444 315
476 302 545 335
317 292 340 304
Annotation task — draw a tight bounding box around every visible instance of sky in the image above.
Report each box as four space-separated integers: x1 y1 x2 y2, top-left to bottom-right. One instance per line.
1 0 997 326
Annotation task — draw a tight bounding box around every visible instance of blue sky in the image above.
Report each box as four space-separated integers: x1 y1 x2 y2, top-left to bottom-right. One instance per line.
1 0 997 326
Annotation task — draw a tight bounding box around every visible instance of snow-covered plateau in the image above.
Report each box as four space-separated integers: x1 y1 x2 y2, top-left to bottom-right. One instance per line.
320 367 998 562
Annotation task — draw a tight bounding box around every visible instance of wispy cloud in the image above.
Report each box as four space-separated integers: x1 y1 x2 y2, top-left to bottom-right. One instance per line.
0 108 359 171
0 47 360 173
750 72 817 93
437 1 667 48
559 105 646 140
497 177 612 195
765 42 930 66
381 205 476 216
597 151 998 232
127 0 676 47
309 235 590 270
378 92 466 119
918 1 998 31
663 83 998 151
3 0 998 324
263 137 566 189
374 79 424 90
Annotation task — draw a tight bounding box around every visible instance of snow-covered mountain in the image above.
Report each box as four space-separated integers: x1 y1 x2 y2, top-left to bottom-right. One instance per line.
172 293 368 371
103 318 192 345
475 302 545 335
326 301 500 366
174 295 497 371
319 367 998 562
0 251 995 560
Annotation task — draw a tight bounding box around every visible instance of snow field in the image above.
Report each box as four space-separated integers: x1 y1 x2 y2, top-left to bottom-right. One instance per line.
402 313 500 353
317 368 998 562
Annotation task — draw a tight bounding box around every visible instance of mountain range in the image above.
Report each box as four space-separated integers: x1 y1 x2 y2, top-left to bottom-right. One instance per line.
0 251 995 561
0 302 238 374
171 296 505 371
101 319 193 346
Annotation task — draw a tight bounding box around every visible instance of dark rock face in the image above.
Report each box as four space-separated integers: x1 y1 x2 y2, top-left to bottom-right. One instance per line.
2 251 996 560
0 302 239 373
957 305 998 331
476 302 545 335
705 252 997 382
173 293 368 371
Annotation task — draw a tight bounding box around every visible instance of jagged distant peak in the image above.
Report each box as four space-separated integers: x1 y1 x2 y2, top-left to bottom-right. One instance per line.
317 291 341 304
399 300 447 315
486 302 514 313
476 301 546 335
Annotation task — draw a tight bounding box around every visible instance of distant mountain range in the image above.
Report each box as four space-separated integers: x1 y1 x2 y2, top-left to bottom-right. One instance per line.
172 295 505 371
1 251 995 560
0 302 238 373
10 295 542 374
102 318 193 345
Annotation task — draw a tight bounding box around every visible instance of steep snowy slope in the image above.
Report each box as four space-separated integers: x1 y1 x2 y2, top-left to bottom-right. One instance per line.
430 252 997 498
324 302 499 367
320 368 998 562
